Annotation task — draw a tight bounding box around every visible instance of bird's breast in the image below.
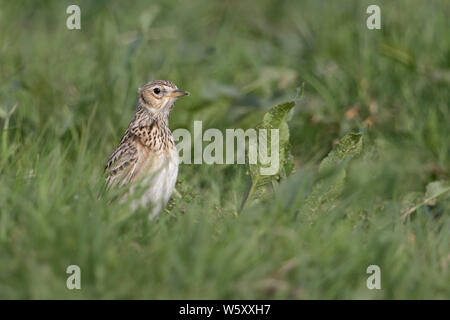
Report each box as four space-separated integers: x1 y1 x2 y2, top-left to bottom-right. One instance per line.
136 146 179 207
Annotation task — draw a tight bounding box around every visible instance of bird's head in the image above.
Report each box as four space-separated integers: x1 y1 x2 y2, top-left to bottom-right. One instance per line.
138 80 189 115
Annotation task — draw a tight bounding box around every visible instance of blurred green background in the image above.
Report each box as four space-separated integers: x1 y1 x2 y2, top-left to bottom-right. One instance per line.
0 0 449 299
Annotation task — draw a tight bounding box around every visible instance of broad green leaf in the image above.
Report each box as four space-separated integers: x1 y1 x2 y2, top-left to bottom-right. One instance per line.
301 131 363 215
401 180 450 222
319 132 364 173
424 181 450 205
400 192 423 214
241 99 298 210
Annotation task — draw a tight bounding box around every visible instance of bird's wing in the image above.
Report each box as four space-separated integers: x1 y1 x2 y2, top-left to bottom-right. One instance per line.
104 130 141 188
104 124 157 188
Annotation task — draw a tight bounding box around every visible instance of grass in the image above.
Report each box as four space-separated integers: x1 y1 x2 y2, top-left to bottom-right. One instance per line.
0 0 449 299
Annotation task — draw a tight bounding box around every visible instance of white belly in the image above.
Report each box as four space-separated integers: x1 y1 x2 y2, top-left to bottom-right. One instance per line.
131 148 179 219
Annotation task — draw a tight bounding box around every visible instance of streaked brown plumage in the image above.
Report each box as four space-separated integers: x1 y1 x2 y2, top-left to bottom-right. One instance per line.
104 80 189 219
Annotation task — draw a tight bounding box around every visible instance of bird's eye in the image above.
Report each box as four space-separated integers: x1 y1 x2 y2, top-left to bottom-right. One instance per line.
153 88 161 94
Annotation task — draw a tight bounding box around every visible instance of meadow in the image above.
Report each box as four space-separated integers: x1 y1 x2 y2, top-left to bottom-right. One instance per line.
0 0 449 299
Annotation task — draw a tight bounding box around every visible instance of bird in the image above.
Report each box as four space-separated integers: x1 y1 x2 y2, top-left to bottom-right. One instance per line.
104 80 189 219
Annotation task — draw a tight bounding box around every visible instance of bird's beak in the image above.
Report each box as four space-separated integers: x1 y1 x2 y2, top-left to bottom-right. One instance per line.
168 89 190 98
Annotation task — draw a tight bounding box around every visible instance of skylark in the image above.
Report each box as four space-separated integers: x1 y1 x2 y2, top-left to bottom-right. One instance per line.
104 80 189 219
